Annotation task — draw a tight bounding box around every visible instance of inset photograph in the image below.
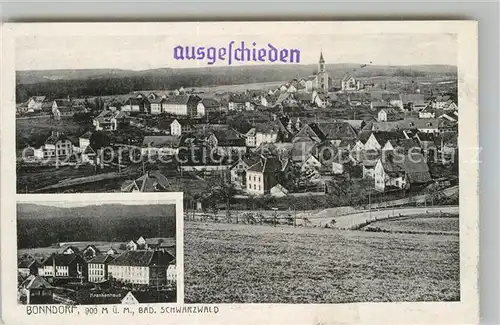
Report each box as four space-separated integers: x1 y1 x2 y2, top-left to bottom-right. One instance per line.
16 194 182 305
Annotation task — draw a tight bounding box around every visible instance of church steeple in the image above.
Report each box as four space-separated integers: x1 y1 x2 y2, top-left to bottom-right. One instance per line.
318 51 325 73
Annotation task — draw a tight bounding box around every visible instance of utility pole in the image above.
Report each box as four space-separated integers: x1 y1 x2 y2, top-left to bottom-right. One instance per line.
294 204 297 227
368 190 372 220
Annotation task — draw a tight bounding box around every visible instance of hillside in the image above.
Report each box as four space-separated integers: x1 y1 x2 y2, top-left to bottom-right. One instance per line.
17 203 177 248
17 64 457 85
15 64 457 103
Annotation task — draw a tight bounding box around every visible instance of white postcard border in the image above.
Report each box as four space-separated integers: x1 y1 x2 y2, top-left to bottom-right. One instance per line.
1 21 479 325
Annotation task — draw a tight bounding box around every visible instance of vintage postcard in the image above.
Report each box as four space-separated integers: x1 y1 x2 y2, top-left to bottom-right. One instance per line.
16 194 181 306
1 21 478 325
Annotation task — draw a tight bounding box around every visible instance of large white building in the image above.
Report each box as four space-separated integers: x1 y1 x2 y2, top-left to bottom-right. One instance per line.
162 95 201 116
33 131 74 160
107 250 175 286
87 255 115 283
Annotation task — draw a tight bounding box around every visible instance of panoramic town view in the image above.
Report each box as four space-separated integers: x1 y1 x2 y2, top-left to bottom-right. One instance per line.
17 200 177 305
15 33 459 303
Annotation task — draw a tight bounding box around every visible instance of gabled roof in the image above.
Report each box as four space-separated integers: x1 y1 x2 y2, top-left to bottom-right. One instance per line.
43 253 82 266
402 94 426 105
210 129 246 146
88 255 114 264
371 131 408 146
275 92 292 105
378 107 400 115
108 250 175 267
18 259 41 269
142 135 180 148
247 156 283 173
149 97 165 104
254 122 279 134
80 130 93 139
341 73 354 82
83 244 101 253
435 131 458 147
200 98 221 108
435 95 451 102
357 130 374 144
380 151 432 184
171 118 192 127
83 145 96 155
345 120 365 131
381 93 402 102
414 132 435 142
121 170 171 192
44 132 70 145
21 275 54 290
61 245 81 253
53 99 72 108
94 110 129 123
315 122 358 140
164 95 191 105
385 138 420 151
31 96 46 102
367 118 449 132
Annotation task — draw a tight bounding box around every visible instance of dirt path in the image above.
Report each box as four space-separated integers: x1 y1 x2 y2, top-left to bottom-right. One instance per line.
324 206 459 230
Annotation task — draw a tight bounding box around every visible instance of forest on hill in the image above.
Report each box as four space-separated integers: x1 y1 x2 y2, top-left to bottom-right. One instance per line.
16 64 457 103
17 203 176 248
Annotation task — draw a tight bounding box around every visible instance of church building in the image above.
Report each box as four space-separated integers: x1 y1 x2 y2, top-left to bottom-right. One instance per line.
305 52 332 93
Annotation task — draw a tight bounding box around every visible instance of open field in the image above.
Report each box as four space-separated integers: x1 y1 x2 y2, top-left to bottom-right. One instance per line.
365 215 459 235
184 221 459 303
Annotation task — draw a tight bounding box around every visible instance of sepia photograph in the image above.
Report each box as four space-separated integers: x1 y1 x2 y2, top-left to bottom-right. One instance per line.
1 21 478 325
16 196 179 305
15 32 459 304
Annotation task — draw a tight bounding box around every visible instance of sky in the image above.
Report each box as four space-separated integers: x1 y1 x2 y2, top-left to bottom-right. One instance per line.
16 33 457 71
17 200 176 208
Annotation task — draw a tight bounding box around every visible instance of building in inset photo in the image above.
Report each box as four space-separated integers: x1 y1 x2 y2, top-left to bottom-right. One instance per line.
16 195 180 305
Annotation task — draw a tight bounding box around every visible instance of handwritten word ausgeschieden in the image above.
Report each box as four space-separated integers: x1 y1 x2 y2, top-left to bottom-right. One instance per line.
173 41 301 65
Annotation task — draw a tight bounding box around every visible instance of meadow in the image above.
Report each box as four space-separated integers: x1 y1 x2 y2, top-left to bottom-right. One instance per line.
184 222 460 304
16 116 91 152
365 215 459 235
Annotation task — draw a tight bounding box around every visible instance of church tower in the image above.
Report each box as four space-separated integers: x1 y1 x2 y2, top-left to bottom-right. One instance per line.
317 51 329 92
318 51 326 73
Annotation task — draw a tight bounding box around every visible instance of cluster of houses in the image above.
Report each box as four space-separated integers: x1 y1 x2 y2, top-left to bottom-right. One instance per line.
18 236 176 287
116 112 457 196
17 96 89 117
20 52 458 197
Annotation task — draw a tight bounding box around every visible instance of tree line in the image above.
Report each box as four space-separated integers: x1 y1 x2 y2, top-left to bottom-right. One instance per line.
17 215 176 248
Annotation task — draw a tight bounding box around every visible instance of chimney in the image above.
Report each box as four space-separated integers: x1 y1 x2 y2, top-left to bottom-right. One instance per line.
287 119 293 132
52 131 60 137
